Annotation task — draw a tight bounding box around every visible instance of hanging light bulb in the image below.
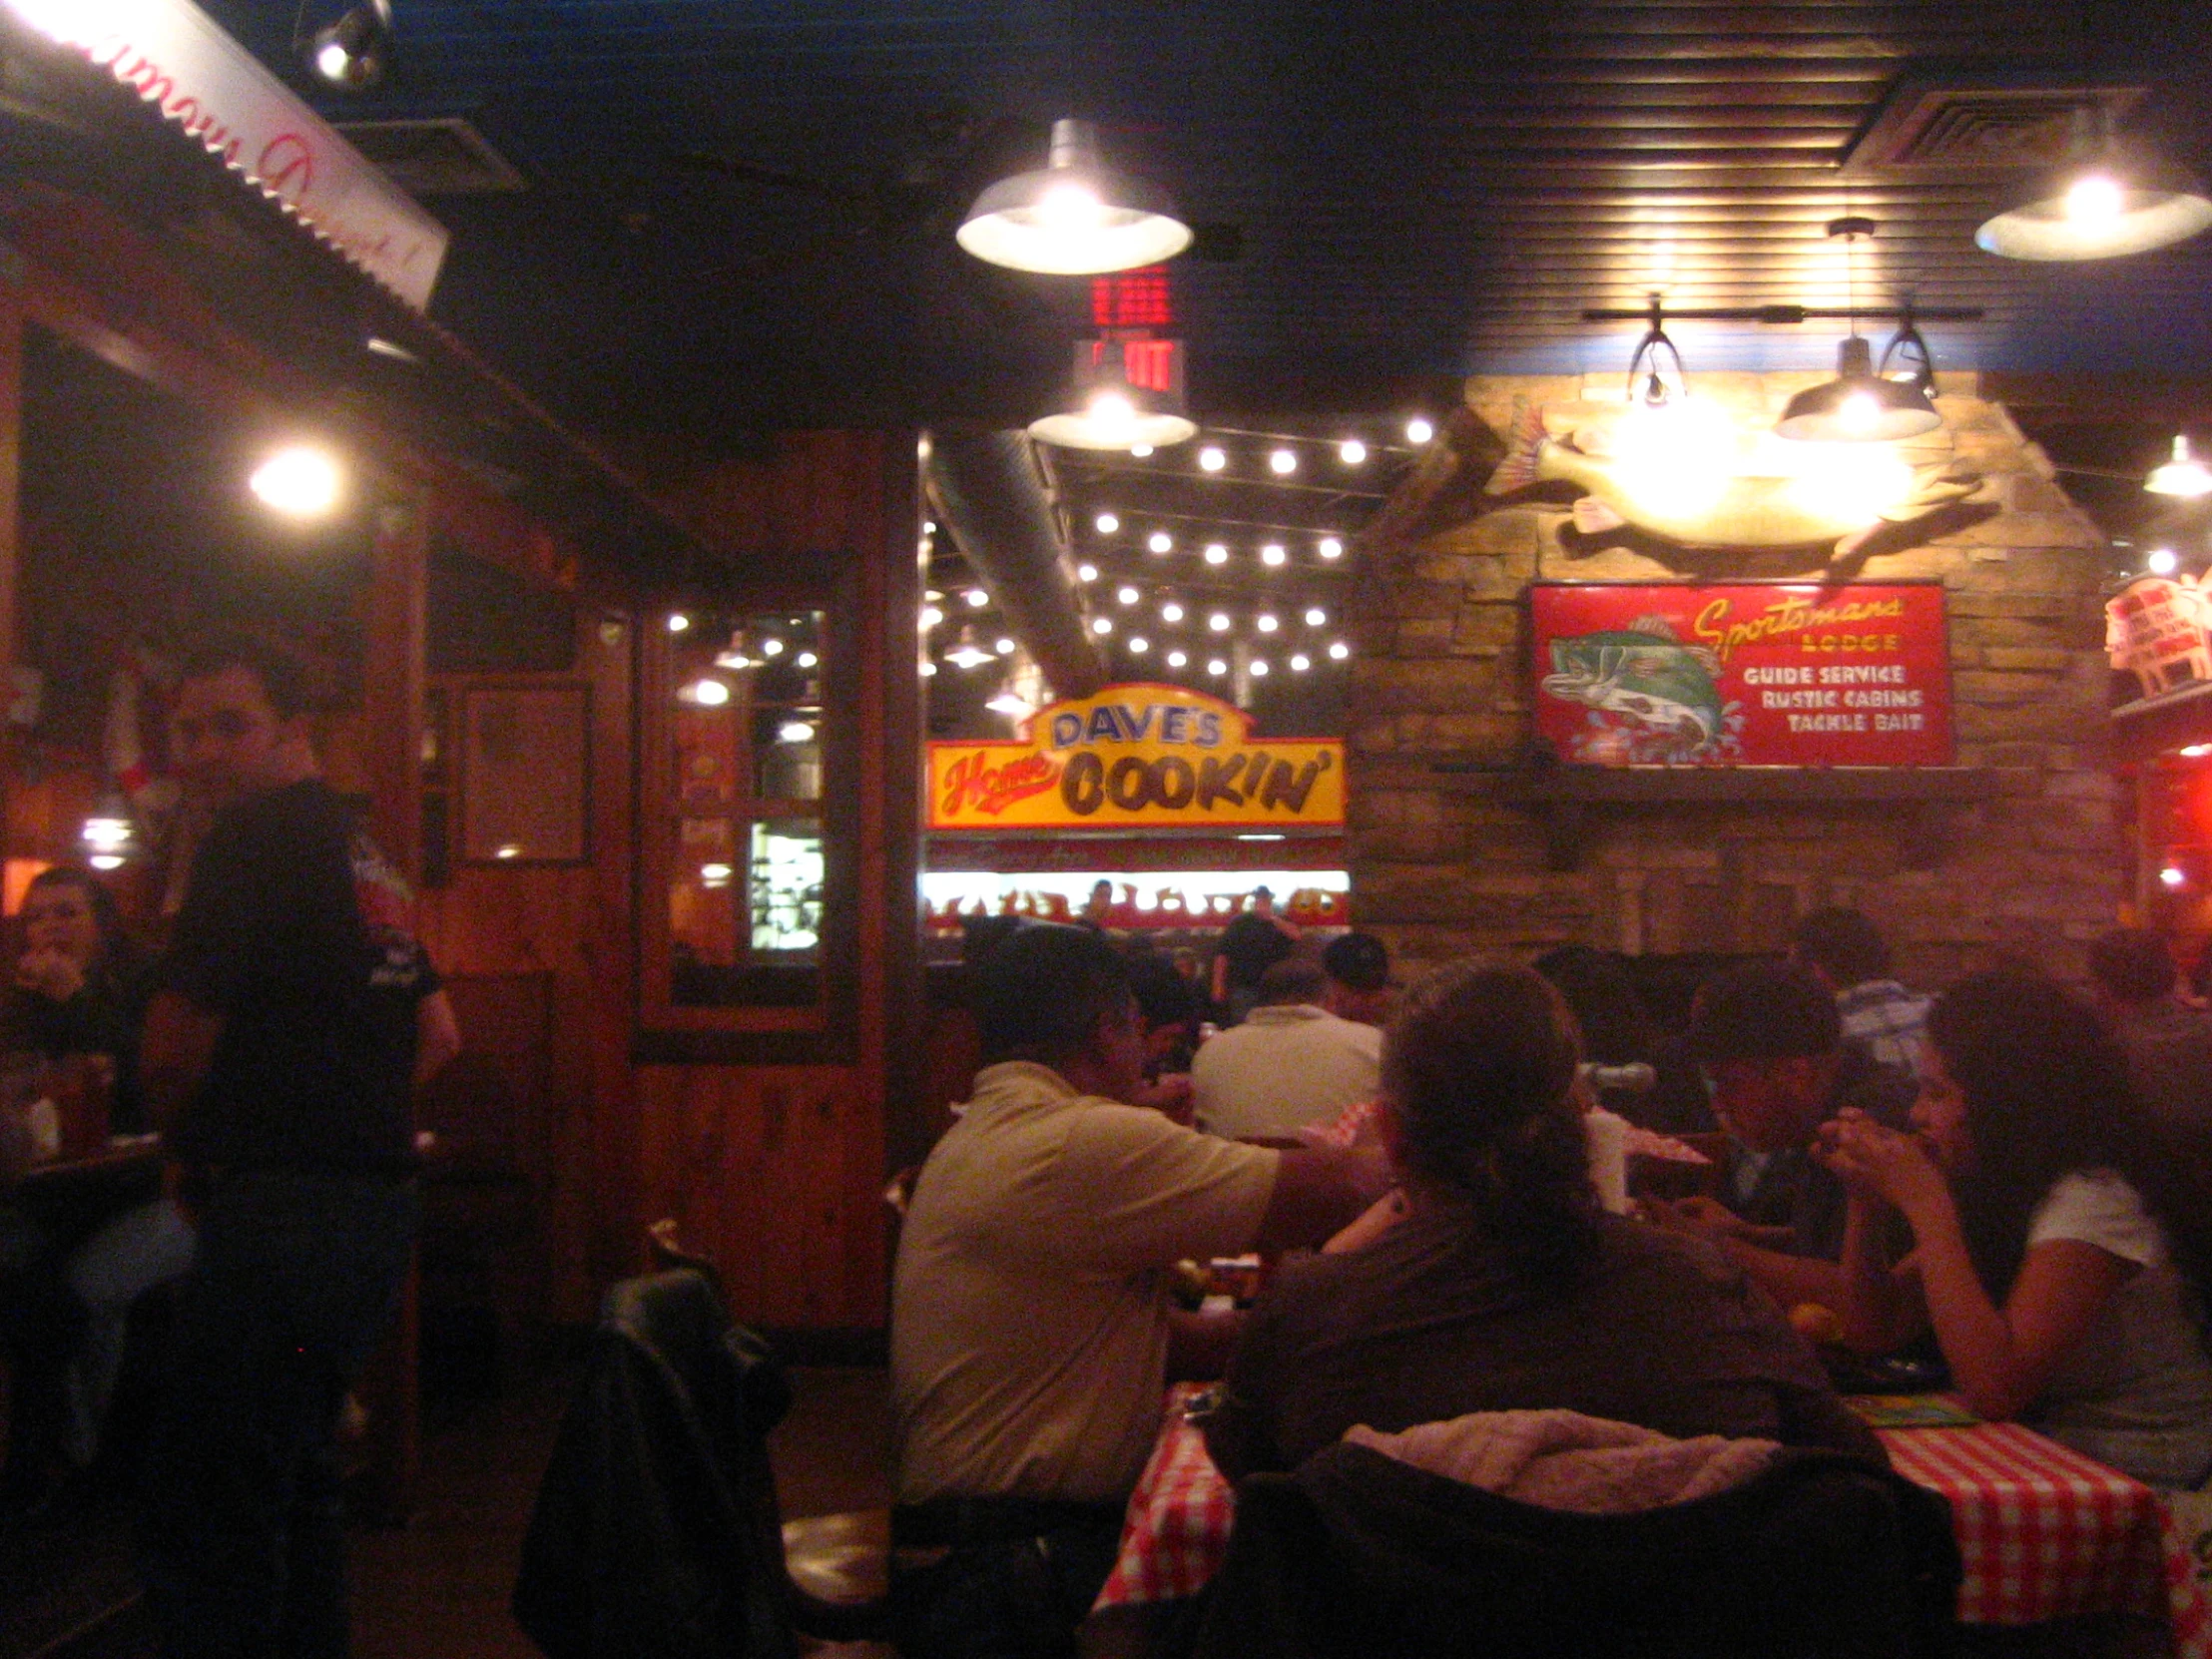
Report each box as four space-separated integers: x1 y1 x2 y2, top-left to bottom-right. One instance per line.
2147 547 2180 576
1339 439 1368 465
1204 544 1229 566
1029 337 1197 451
1318 536 1343 560
304 0 393 90
1148 531 1174 554
1260 544 1287 567
2146 436 2212 498
1160 602 1185 624
945 628 996 670
957 119 1193 275
1976 106 2212 262
1776 220 1941 443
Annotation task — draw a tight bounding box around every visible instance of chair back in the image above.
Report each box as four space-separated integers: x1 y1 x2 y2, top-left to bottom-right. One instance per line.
1193 1440 1958 1659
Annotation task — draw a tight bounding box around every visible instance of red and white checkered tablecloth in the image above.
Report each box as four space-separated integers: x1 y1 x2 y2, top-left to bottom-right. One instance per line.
1094 1384 2211 1659
1879 1416 2210 1652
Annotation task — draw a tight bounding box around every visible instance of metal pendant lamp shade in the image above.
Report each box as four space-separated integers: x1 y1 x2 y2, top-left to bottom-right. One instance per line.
1028 337 1198 451
1975 110 2212 261
2146 435 2212 498
1776 335 1942 443
957 119 1193 276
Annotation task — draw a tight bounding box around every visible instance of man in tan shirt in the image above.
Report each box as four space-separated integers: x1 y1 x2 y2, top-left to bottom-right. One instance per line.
890 924 1364 1657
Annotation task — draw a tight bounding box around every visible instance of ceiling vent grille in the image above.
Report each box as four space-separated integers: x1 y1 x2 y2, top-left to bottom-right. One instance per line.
332 117 527 196
1841 80 2144 178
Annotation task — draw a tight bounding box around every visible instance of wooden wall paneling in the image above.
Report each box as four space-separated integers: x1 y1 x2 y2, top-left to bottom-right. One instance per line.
0 280 20 845
364 489 430 877
579 611 639 1305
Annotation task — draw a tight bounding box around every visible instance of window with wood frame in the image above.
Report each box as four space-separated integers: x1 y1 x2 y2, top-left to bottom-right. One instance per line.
640 598 854 1041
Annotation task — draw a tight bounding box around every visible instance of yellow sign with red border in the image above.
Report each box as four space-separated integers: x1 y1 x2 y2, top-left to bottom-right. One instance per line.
928 686 1345 831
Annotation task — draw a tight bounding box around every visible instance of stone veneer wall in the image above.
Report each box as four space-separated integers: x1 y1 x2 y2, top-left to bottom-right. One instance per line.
1347 371 2122 988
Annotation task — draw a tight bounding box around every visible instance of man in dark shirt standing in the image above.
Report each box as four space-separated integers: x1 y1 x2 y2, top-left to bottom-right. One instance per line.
137 641 459 1659
1209 885 1298 1025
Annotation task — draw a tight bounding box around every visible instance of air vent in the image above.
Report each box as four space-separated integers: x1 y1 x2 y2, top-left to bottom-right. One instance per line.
1841 79 2144 178
331 117 527 196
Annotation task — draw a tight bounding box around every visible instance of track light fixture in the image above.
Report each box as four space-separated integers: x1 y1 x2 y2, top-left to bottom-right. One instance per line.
302 0 393 90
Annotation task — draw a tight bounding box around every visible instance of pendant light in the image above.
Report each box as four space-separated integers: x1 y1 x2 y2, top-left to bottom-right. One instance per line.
1976 107 2212 262
957 119 1192 276
1776 220 1942 443
2145 436 2212 499
1028 337 1198 451
1624 296 1687 407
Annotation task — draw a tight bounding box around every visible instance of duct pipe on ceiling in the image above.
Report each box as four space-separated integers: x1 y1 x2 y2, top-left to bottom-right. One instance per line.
925 425 1105 699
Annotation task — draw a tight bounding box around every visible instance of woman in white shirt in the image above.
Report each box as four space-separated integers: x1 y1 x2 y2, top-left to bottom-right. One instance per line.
1821 970 2212 1489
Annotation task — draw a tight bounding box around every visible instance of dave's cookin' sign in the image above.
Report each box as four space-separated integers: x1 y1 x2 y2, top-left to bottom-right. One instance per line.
929 687 1346 830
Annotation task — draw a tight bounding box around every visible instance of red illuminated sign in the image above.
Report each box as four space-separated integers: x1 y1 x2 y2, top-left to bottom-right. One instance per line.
1529 582 1953 768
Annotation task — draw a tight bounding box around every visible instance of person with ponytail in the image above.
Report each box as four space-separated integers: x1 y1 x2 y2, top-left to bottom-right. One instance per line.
1203 960 1876 1481
1821 970 2212 1489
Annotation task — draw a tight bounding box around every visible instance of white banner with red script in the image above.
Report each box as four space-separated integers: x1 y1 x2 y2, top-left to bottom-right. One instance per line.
4 0 448 310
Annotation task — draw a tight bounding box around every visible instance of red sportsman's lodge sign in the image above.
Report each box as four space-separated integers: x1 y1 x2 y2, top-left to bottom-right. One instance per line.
1529 582 1953 768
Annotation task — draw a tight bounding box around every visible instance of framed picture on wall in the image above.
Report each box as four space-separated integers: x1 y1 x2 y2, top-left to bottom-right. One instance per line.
459 680 591 863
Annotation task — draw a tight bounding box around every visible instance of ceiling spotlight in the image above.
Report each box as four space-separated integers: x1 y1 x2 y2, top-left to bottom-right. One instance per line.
305 0 392 90
1148 531 1174 553
1199 446 1227 472
1250 659 1270 677
2161 865 2189 890
965 588 990 608
956 118 1193 275
1077 563 1099 583
945 629 997 670
1129 636 1150 654
761 638 786 657
1256 614 1280 633
1305 607 1328 626
249 443 344 517
668 613 693 634
1318 536 1344 560
1167 650 1189 668
1269 448 1297 475
797 651 820 669
1204 544 1229 566
1208 613 1231 633
1339 439 1368 465
2148 547 2180 576
2147 436 2212 498
1029 338 1197 451
996 637 1017 655
1092 616 1114 636
778 721 817 745
1207 658 1228 677
1976 106 2212 262
1095 512 1121 534
688 678 732 708
1260 543 1287 567
1405 417 1434 444
1328 641 1351 661
1290 654 1312 672
1117 585 1141 606
1161 601 1186 623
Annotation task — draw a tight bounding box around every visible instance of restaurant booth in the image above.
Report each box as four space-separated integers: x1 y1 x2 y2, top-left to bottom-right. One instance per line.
0 5 930 1521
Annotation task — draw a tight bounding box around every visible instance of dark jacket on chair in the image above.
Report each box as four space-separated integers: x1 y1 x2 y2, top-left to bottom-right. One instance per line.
512 1270 799 1659
1191 1440 1959 1659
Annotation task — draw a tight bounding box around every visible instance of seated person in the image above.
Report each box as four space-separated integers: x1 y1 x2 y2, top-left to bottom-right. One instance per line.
1203 961 1879 1483
890 924 1366 1657
1193 957 1382 1141
1320 931 1395 1028
2085 927 2212 1149
1792 906 1931 1077
2 866 188 1490
1649 961 1915 1313
1822 971 2212 1490
1122 945 1201 1123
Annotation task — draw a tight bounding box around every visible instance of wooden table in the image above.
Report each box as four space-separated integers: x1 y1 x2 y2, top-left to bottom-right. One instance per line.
1093 1384 2211 1658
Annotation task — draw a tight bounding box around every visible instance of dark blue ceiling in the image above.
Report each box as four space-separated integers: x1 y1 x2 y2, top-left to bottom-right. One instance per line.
195 0 2212 434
